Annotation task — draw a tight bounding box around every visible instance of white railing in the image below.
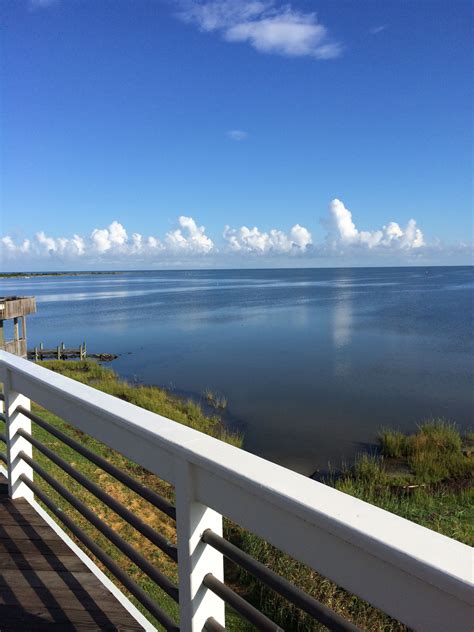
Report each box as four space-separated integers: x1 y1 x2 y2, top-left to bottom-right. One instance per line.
0 349 472 631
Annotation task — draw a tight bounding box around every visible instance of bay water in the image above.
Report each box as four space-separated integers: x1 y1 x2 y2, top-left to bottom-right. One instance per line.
3 266 472 475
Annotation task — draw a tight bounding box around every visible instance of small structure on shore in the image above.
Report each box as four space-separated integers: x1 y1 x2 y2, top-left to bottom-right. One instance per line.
0 296 36 358
30 341 88 361
28 342 118 362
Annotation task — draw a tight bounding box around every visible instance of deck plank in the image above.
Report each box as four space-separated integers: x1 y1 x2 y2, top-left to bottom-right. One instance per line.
0 478 145 631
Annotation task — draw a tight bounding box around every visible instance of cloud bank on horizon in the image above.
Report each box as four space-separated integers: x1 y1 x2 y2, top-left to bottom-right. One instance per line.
176 0 342 59
2 198 460 268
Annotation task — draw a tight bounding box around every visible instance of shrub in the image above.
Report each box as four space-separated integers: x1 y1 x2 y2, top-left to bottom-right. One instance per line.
378 428 407 458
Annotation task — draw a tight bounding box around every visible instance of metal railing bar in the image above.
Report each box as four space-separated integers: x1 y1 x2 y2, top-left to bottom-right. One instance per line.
0 432 6 444
202 529 360 632
0 452 7 464
17 428 177 562
17 404 176 520
18 450 179 603
204 617 227 632
19 474 179 632
203 573 282 632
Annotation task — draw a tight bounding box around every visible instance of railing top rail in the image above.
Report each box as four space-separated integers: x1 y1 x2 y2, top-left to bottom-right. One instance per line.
1 350 472 615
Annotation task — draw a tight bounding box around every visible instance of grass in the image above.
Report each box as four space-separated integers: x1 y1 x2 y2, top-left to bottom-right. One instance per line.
41 360 240 447
203 387 228 410
1 363 472 631
0 360 242 629
379 420 473 483
232 421 473 632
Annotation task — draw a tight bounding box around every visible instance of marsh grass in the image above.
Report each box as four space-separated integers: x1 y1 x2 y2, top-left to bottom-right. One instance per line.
3 363 472 631
232 421 473 632
204 387 228 410
43 360 240 446
379 420 473 483
378 428 407 458
0 360 242 629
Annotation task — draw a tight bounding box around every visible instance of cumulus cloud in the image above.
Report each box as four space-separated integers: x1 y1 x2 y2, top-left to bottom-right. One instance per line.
166 216 214 253
177 1 342 59
3 199 463 267
223 223 312 254
0 216 212 263
1 236 31 254
327 199 424 250
91 220 128 253
227 130 248 141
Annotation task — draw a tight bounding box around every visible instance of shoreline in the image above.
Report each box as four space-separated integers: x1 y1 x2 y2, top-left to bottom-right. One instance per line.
0 271 121 279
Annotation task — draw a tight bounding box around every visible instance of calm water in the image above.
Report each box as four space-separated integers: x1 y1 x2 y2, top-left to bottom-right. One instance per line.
3 267 473 475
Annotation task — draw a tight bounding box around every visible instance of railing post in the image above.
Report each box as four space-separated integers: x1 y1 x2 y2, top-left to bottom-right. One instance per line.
3 369 33 500
175 459 225 631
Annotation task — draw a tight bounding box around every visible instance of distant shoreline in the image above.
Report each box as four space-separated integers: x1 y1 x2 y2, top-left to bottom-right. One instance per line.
0 265 472 279
0 271 121 279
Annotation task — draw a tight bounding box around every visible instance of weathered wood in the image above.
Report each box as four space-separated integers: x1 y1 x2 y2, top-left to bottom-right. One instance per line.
0 524 65 541
0 586 126 611
0 539 73 556
0 570 111 591
0 297 36 320
0 554 87 572
27 345 117 361
0 480 146 630
0 606 142 630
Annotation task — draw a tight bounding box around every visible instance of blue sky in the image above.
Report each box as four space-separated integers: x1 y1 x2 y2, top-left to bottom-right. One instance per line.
1 0 472 269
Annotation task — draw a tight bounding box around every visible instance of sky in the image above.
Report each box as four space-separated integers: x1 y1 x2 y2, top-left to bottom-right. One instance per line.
1 0 472 270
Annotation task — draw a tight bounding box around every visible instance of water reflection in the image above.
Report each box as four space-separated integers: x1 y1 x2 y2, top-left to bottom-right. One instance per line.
332 291 353 377
3 267 472 475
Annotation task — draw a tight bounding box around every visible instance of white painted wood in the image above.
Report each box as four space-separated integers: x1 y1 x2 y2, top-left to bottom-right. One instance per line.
0 350 473 631
175 459 225 631
3 367 33 500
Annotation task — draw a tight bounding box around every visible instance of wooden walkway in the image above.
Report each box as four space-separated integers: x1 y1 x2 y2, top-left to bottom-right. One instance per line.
0 477 143 631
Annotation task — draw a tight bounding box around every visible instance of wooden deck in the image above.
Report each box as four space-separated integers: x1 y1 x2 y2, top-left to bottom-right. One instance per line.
0 477 143 631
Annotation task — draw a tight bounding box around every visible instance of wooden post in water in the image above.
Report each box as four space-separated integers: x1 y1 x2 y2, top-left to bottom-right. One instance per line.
13 318 19 354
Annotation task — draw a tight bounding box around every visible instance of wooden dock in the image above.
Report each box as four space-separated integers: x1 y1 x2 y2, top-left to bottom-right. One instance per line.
27 342 118 362
0 476 142 630
29 342 87 361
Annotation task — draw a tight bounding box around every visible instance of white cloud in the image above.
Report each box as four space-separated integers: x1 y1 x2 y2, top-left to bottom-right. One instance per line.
369 25 387 35
327 198 424 250
165 216 214 253
33 231 86 256
3 200 469 268
227 129 248 141
223 223 312 254
177 1 342 59
0 216 212 263
91 220 128 253
1 236 31 255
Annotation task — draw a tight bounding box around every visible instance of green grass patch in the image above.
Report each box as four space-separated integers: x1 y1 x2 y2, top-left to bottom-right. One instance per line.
232 422 473 631
379 419 473 483
40 360 241 447
1 360 242 629
203 387 228 410
2 363 472 631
